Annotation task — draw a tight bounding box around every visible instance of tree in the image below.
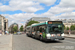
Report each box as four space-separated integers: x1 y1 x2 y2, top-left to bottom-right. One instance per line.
27 20 39 26
20 25 23 32
13 26 18 32
66 26 69 30
70 25 75 31
64 25 66 30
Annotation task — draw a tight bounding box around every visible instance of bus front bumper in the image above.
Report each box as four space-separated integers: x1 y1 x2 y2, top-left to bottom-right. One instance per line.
46 36 65 41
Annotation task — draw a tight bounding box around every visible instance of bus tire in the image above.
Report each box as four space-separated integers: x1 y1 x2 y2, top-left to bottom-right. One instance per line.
26 34 29 37
32 34 34 38
40 36 43 41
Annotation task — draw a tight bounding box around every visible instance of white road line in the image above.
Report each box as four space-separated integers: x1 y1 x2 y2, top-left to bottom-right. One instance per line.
9 34 13 50
64 40 75 44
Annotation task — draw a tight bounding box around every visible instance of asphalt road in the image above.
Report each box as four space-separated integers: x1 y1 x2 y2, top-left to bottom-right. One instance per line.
13 34 75 50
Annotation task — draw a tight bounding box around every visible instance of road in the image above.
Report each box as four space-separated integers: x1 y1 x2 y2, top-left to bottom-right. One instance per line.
13 34 75 50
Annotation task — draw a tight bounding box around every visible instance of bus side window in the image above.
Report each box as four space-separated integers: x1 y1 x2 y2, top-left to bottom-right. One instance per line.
39 27 42 32
42 28 45 32
44 29 46 33
32 27 34 32
34 27 35 32
43 28 46 33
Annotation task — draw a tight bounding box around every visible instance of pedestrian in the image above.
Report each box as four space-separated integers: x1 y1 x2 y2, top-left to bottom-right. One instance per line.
6 31 9 35
68 28 71 36
5 31 7 35
7 31 9 35
5 31 6 34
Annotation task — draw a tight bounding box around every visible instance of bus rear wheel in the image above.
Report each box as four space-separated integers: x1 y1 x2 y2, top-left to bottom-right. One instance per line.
32 35 35 38
26 34 29 37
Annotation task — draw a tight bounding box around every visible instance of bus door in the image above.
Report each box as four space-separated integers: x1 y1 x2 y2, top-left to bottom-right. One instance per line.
36 26 40 38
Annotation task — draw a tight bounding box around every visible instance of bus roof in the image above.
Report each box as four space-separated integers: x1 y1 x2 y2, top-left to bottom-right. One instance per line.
31 21 63 27
31 22 46 27
26 26 31 28
26 21 63 27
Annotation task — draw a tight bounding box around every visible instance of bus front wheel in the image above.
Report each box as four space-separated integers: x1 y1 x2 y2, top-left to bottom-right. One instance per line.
39 36 43 41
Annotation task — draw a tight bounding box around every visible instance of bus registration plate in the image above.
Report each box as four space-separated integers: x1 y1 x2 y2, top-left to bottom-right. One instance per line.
55 39 59 41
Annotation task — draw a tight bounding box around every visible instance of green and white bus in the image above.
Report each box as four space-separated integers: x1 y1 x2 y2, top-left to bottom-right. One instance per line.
26 21 65 41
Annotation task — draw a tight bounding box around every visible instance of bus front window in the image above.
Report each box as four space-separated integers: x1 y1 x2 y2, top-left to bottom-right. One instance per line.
48 25 64 33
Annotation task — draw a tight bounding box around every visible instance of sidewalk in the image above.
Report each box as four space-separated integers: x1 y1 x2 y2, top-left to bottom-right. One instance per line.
64 34 75 39
0 34 12 50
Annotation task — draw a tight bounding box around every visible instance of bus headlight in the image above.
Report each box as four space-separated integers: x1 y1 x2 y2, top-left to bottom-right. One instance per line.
46 34 51 37
61 33 64 36
46 34 51 39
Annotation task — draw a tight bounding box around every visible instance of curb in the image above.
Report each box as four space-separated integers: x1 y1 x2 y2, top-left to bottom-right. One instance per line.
65 36 75 39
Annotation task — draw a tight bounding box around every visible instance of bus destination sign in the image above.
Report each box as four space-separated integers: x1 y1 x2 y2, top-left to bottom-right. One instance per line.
48 21 62 24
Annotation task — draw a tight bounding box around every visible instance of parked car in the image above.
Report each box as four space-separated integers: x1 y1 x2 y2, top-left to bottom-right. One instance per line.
16 32 22 35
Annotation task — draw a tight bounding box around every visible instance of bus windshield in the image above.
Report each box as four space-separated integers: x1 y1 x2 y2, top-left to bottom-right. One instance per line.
48 25 64 33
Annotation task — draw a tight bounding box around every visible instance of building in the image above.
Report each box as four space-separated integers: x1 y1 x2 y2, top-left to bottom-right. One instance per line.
26 17 51 23
8 23 18 33
55 19 75 28
0 15 8 34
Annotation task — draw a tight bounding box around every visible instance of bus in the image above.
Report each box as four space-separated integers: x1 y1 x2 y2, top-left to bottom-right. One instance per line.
26 21 65 41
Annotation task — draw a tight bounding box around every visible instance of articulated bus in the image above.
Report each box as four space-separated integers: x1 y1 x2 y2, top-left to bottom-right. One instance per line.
26 21 65 41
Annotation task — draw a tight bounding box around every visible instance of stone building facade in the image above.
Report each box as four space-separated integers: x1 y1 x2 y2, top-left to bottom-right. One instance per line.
0 15 8 34
55 19 75 28
8 23 18 33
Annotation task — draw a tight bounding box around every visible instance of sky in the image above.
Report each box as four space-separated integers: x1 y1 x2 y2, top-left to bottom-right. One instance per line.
0 0 75 27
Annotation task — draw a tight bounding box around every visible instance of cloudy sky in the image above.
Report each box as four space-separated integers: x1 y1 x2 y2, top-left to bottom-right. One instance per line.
0 0 75 26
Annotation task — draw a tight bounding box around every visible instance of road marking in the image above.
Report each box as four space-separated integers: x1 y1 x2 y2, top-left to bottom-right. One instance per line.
9 34 13 50
64 40 75 44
